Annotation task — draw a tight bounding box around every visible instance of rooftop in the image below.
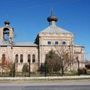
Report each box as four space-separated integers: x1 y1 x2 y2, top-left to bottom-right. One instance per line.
39 14 73 35
39 24 73 35
0 41 37 47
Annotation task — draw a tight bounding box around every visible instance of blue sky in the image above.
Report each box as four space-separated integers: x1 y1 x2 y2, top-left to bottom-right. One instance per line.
0 0 90 59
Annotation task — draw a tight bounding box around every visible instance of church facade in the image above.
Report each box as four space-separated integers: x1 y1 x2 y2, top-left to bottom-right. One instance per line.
0 14 85 73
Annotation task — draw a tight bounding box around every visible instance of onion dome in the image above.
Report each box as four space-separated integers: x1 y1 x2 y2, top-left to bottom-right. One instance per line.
4 21 10 25
47 15 58 22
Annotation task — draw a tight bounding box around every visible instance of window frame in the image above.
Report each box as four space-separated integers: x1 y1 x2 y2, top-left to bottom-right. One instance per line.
32 54 35 63
28 54 31 63
20 54 23 63
15 54 18 63
62 41 66 45
55 41 58 45
48 41 51 45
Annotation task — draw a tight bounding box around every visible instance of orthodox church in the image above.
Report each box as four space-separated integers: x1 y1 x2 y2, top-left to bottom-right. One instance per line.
0 14 85 73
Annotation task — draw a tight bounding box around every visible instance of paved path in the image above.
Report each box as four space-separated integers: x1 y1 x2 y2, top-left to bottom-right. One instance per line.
0 79 90 90
0 85 90 90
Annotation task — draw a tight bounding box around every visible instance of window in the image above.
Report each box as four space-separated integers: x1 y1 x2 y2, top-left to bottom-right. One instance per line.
32 54 35 63
15 54 18 63
2 54 6 64
3 28 9 41
48 41 51 45
62 41 66 45
28 54 31 63
55 41 58 45
20 54 23 63
2 54 5 60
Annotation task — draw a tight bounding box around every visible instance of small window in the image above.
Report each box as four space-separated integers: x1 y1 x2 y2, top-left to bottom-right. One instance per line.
32 54 35 63
48 41 51 45
55 41 58 45
15 54 18 63
2 54 6 64
2 54 5 60
62 41 66 45
28 54 31 63
20 54 23 63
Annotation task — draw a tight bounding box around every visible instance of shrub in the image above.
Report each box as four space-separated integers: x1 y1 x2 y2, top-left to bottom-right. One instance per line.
22 63 29 76
78 68 87 75
85 64 90 69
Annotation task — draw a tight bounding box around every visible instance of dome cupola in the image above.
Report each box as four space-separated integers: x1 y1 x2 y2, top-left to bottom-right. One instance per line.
47 15 58 22
4 21 10 26
47 10 58 25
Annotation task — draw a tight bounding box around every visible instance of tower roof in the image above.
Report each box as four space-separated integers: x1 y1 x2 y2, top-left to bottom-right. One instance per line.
47 9 58 22
4 21 10 25
39 13 73 35
47 16 58 22
39 25 72 35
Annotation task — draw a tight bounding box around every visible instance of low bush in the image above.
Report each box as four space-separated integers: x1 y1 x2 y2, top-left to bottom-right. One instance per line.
78 68 87 75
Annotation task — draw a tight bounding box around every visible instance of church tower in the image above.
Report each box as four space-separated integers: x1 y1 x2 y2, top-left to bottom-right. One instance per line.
0 21 14 44
36 13 74 65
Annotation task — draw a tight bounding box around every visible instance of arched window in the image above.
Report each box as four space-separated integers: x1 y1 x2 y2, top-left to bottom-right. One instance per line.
15 54 18 63
62 41 66 45
32 54 35 63
28 54 31 63
2 54 6 64
55 41 58 45
48 41 51 45
20 54 23 63
3 28 9 41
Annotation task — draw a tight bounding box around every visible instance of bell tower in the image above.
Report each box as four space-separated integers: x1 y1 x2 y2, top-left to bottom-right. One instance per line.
0 21 14 44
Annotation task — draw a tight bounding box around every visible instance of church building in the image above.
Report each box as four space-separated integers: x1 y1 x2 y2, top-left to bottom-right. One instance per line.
0 14 85 73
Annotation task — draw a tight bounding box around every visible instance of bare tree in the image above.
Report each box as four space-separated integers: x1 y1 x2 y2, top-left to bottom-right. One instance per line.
54 44 76 75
